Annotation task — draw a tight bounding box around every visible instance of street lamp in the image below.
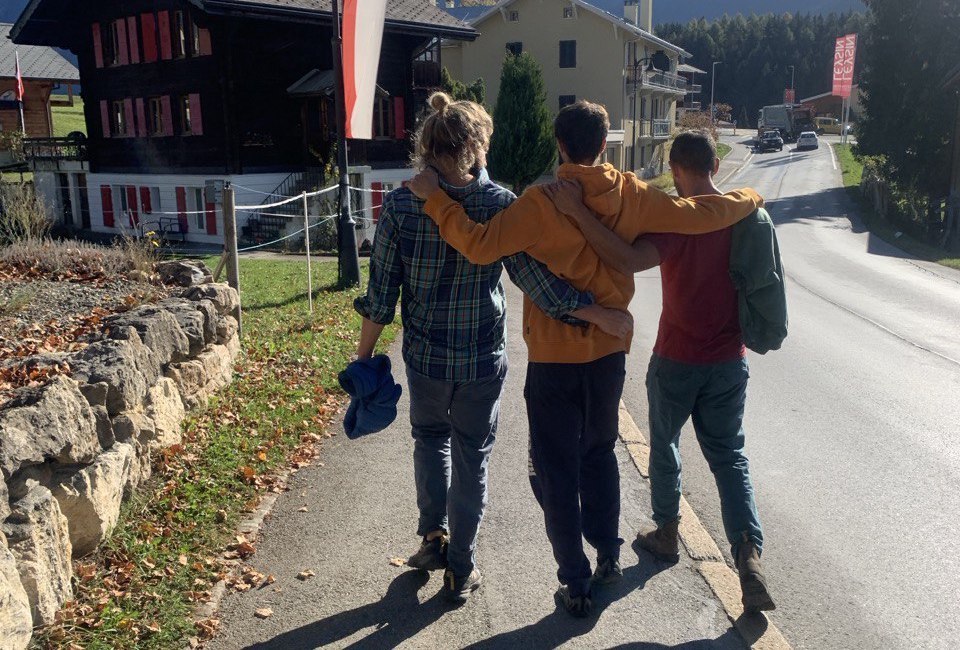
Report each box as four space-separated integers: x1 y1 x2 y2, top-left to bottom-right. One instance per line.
788 65 795 92
629 48 670 171
710 61 722 124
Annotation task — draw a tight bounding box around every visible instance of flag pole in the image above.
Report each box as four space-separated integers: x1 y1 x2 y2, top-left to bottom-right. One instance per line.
331 0 362 288
16 51 26 135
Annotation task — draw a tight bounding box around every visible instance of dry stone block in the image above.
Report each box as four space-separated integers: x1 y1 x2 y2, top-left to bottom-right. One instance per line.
92 405 115 450
0 478 9 523
71 329 161 415
157 298 209 355
215 315 239 344
145 378 185 448
2 485 73 626
156 259 213 287
106 307 190 367
50 443 135 558
0 376 99 480
165 359 208 410
185 283 240 317
0 532 32 650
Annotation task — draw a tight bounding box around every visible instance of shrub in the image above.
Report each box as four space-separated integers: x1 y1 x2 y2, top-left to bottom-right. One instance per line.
0 182 51 245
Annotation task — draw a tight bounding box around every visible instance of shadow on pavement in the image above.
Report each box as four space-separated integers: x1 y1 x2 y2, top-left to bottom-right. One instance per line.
459 558 671 649
606 628 744 649
241 570 445 650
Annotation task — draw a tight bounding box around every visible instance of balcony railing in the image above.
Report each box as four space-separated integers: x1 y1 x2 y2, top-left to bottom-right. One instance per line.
413 60 441 89
686 101 702 111
633 119 673 139
23 137 88 162
653 119 671 138
629 70 688 93
688 83 702 94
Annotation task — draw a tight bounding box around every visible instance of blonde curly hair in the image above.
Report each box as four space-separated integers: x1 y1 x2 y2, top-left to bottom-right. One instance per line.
411 92 493 176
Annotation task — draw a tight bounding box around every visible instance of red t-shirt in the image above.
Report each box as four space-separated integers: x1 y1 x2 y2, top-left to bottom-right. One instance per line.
644 229 746 364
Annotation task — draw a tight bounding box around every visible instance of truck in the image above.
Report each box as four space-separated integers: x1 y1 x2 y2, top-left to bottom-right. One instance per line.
757 104 816 142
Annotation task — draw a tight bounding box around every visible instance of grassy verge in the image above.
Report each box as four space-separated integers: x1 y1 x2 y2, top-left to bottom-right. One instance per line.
52 100 87 137
717 142 732 160
32 257 397 649
646 140 733 194
834 144 960 271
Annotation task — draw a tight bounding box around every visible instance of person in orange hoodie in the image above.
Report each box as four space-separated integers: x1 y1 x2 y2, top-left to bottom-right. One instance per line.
407 100 763 617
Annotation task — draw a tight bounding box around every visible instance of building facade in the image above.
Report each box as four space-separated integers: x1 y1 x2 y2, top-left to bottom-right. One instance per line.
440 0 689 176
11 0 473 247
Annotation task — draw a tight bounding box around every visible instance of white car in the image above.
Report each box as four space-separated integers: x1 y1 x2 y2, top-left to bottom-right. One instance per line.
796 131 820 151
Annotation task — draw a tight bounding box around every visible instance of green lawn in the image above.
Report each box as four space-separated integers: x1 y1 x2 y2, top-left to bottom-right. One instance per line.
33 258 398 650
717 142 732 160
834 144 960 271
645 140 732 194
51 99 87 137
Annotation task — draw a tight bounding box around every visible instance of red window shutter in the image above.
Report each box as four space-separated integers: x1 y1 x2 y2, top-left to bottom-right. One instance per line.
101 185 115 227
205 202 218 235
135 98 147 137
126 186 139 227
160 96 173 136
127 16 140 64
141 13 158 63
158 11 172 60
100 100 111 138
393 98 406 140
139 186 152 214
176 187 189 233
371 182 383 222
123 99 135 138
198 27 212 56
92 23 104 68
189 93 203 136
116 19 129 65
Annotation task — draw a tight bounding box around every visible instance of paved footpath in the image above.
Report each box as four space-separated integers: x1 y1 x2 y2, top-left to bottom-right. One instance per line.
210 285 747 650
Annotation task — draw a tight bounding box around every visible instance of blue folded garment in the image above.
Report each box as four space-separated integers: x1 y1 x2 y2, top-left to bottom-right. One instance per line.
338 355 402 439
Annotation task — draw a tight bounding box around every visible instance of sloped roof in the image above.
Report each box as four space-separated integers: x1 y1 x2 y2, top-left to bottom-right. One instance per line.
677 63 706 75
12 0 475 45
462 0 690 57
1 22 78 81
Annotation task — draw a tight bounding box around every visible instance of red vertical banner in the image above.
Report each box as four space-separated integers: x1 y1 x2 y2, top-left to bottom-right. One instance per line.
100 185 115 227
832 33 857 99
159 11 173 60
342 0 388 139
116 19 129 65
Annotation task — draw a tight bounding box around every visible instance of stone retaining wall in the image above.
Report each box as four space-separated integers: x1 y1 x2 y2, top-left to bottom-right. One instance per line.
0 262 241 649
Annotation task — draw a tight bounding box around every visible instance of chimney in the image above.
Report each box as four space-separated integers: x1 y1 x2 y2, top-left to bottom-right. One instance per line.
624 0 639 26
639 0 653 32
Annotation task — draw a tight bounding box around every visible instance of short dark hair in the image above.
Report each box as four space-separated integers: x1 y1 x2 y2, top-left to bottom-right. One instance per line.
669 130 718 175
554 100 610 165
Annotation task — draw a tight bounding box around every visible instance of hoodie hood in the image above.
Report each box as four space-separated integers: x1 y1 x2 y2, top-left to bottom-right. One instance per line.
556 162 628 219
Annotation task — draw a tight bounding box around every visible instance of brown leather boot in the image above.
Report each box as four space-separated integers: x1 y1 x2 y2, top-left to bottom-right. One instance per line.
735 534 776 614
636 518 680 562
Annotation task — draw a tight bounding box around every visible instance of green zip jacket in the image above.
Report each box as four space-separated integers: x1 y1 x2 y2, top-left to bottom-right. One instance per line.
729 208 788 354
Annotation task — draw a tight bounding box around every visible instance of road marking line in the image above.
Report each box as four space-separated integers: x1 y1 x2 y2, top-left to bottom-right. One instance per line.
618 401 793 650
718 151 755 187
828 142 838 171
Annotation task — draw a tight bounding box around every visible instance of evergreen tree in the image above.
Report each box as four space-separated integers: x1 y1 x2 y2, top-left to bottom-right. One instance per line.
857 0 960 197
488 53 555 193
440 67 485 106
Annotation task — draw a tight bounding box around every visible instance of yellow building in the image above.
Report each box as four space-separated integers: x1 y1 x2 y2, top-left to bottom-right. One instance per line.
441 0 689 176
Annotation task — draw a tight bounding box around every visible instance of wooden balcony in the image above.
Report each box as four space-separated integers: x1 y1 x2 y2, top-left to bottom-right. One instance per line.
23 136 88 162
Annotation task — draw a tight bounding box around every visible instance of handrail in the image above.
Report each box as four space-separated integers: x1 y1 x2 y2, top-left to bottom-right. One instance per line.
22 137 88 161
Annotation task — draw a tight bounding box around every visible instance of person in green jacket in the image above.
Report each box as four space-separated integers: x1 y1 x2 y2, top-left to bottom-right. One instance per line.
544 130 781 614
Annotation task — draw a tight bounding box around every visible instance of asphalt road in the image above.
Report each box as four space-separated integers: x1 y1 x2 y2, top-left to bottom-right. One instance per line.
620 134 960 649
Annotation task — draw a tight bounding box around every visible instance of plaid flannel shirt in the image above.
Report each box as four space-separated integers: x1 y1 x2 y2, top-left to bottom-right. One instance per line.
355 169 592 382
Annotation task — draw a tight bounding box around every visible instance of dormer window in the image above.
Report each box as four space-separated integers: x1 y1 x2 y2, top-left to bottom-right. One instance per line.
508 10 519 22
563 7 575 19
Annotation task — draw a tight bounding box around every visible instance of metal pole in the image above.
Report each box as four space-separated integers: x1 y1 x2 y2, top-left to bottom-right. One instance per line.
331 0 362 288
303 191 314 315
711 61 720 124
790 65 795 92
631 61 639 171
222 184 242 337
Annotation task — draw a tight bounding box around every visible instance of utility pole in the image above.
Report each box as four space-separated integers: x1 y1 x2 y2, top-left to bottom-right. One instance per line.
789 65 795 93
710 61 721 124
330 0 362 288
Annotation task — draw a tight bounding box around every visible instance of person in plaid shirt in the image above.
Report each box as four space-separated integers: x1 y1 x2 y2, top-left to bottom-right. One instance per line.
354 92 631 604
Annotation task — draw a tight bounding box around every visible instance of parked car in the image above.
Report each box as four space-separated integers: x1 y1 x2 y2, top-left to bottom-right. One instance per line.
757 130 784 152
796 131 820 151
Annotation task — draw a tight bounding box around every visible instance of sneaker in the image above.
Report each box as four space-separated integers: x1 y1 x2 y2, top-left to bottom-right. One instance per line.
592 555 623 585
735 534 776 614
442 568 482 603
555 585 592 618
407 534 448 571
636 518 681 563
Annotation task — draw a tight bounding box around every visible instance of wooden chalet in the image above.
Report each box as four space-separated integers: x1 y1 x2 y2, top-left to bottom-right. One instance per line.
10 0 474 245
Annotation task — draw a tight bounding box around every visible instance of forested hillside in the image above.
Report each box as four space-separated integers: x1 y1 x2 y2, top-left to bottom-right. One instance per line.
657 12 869 127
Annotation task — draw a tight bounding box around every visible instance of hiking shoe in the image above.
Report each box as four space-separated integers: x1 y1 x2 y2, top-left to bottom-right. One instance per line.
735 534 776 614
407 534 448 571
442 568 482 604
636 518 681 563
592 555 623 585
555 585 592 618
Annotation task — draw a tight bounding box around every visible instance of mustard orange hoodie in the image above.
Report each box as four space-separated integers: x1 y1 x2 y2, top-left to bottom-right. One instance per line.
424 162 763 364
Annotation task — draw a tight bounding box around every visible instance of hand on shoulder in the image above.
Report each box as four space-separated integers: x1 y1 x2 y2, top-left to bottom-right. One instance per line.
408 168 441 200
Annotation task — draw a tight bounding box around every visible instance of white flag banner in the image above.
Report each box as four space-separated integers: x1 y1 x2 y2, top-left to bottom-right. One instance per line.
343 0 388 140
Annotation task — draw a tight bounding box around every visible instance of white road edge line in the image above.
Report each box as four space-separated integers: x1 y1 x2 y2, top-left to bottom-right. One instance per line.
618 402 793 650
718 150 755 188
828 142 838 171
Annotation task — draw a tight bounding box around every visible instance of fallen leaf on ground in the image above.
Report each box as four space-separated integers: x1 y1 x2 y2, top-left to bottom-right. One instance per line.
297 506 308 512
389 557 406 567
254 607 273 619
296 570 315 581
